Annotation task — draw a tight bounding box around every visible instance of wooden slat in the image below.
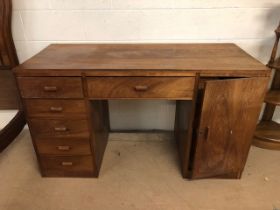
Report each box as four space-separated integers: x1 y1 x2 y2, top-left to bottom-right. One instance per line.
265 90 280 105
254 121 280 143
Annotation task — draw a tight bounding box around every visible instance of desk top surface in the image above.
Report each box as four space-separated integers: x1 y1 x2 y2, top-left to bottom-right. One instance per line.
15 44 270 77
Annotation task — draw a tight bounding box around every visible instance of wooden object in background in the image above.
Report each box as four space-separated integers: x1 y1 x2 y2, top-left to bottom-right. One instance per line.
14 44 270 179
0 0 25 152
253 22 280 150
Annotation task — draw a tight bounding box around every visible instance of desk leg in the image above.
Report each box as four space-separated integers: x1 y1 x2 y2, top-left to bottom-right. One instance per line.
174 100 196 178
89 100 110 177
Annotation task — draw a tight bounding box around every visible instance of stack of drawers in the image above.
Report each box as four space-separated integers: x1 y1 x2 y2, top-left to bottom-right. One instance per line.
17 77 96 177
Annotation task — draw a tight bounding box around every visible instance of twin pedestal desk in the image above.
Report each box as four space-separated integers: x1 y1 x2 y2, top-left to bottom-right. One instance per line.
14 44 271 179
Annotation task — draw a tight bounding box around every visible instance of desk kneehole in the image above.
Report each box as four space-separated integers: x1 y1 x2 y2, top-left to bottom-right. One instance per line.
86 76 197 100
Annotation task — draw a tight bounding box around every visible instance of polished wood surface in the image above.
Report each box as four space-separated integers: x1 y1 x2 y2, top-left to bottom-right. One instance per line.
14 44 270 77
191 77 269 179
15 44 271 179
87 76 195 99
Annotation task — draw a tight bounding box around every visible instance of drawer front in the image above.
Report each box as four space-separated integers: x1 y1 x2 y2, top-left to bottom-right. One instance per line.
17 77 83 98
35 138 91 155
40 155 94 177
29 119 90 139
25 99 87 118
87 77 196 99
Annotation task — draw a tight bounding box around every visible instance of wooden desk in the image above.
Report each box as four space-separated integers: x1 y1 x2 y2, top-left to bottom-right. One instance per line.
14 44 271 179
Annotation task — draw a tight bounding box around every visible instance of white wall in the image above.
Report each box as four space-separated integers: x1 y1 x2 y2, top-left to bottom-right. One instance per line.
10 0 280 130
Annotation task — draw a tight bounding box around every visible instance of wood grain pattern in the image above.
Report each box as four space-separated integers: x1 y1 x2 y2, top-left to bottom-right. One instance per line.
40 155 95 177
17 77 83 98
87 77 195 99
24 99 87 118
191 77 269 179
14 44 270 77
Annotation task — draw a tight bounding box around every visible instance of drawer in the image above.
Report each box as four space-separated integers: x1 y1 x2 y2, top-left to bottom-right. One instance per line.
17 77 83 98
40 155 95 177
87 77 196 99
29 119 90 139
35 138 91 155
24 99 87 118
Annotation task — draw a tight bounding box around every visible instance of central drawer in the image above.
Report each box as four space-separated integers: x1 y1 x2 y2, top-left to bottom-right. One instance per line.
87 77 196 99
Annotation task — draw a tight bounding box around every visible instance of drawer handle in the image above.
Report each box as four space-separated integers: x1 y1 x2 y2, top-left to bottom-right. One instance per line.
50 106 63 112
134 85 148 91
54 126 68 132
43 86 57 92
61 162 73 166
57 145 71 151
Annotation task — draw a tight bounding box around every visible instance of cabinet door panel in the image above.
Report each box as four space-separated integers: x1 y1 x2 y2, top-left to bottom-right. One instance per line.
191 77 269 179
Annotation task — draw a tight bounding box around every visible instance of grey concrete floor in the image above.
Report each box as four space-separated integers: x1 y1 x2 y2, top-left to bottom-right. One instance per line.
0 129 280 210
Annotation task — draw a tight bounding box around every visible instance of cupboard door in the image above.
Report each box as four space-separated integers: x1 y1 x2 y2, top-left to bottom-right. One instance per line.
191 77 269 179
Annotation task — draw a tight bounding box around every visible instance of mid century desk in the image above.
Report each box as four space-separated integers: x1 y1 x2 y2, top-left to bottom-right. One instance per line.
14 44 271 179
